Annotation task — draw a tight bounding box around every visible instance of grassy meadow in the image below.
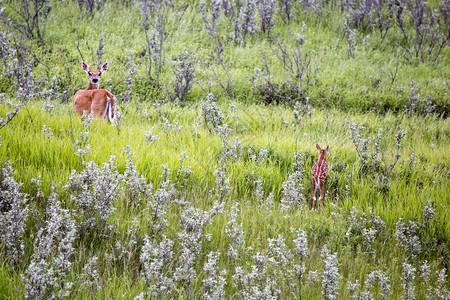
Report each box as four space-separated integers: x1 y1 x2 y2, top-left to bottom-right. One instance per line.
0 0 449 299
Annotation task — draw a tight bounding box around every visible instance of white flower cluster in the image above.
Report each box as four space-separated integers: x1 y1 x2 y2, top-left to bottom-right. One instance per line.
322 247 340 300
280 153 305 210
202 93 224 133
140 235 175 297
225 203 244 261
395 219 421 257
202 251 227 300
23 194 77 299
0 161 28 265
66 156 122 231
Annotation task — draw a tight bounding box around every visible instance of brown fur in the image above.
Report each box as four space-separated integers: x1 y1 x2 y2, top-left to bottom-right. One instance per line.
311 144 329 209
73 89 116 120
73 62 116 122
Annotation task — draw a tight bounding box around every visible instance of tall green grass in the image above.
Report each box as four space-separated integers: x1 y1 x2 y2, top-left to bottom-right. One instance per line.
0 0 449 298
1 1 448 113
1 99 449 297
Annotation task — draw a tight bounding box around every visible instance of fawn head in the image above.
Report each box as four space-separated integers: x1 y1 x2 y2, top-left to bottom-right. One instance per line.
82 62 108 89
316 144 329 159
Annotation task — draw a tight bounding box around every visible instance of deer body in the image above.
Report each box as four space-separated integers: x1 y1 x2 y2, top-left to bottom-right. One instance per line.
311 144 329 209
73 62 116 122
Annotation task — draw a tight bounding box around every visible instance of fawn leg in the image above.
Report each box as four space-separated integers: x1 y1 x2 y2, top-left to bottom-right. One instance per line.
319 182 325 207
311 179 316 209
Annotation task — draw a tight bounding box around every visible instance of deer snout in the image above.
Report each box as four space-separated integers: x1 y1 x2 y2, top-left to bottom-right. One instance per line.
92 78 98 83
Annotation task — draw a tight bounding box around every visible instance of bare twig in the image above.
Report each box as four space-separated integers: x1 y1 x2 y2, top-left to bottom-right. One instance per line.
76 38 86 63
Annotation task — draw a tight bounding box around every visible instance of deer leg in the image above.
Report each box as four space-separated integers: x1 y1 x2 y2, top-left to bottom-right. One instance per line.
311 179 316 210
319 182 325 207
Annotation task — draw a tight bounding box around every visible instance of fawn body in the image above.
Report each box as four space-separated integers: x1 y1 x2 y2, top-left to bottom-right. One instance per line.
311 144 329 209
73 62 116 122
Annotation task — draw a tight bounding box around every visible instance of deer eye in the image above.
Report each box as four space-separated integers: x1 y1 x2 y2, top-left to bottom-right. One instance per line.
88 71 93 76
98 72 102 76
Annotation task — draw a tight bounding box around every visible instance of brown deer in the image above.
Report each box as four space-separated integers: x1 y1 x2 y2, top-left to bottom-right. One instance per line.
311 144 329 209
73 62 116 122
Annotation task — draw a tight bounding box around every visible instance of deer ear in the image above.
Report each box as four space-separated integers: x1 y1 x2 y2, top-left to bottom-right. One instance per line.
82 62 89 73
316 144 321 150
100 62 108 72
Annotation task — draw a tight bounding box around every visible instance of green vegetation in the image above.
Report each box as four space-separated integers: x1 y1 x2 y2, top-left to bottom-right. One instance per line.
0 0 449 299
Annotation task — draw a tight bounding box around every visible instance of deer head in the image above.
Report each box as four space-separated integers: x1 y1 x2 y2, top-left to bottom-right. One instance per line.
316 144 329 159
82 62 108 89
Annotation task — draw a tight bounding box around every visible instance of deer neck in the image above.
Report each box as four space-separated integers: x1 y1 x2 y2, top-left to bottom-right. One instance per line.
319 153 326 162
87 82 99 90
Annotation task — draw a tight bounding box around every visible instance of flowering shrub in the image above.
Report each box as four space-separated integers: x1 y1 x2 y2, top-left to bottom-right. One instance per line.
66 156 122 233
0 161 28 265
23 193 77 299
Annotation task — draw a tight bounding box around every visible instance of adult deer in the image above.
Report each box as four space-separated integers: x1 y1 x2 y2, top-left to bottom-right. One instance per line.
311 144 329 209
73 62 116 122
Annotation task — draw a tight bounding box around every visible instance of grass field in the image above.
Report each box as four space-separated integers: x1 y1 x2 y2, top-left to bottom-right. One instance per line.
0 0 449 299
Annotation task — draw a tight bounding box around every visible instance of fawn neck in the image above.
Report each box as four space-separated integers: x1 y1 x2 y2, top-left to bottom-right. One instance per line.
313 152 327 181
319 153 326 162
